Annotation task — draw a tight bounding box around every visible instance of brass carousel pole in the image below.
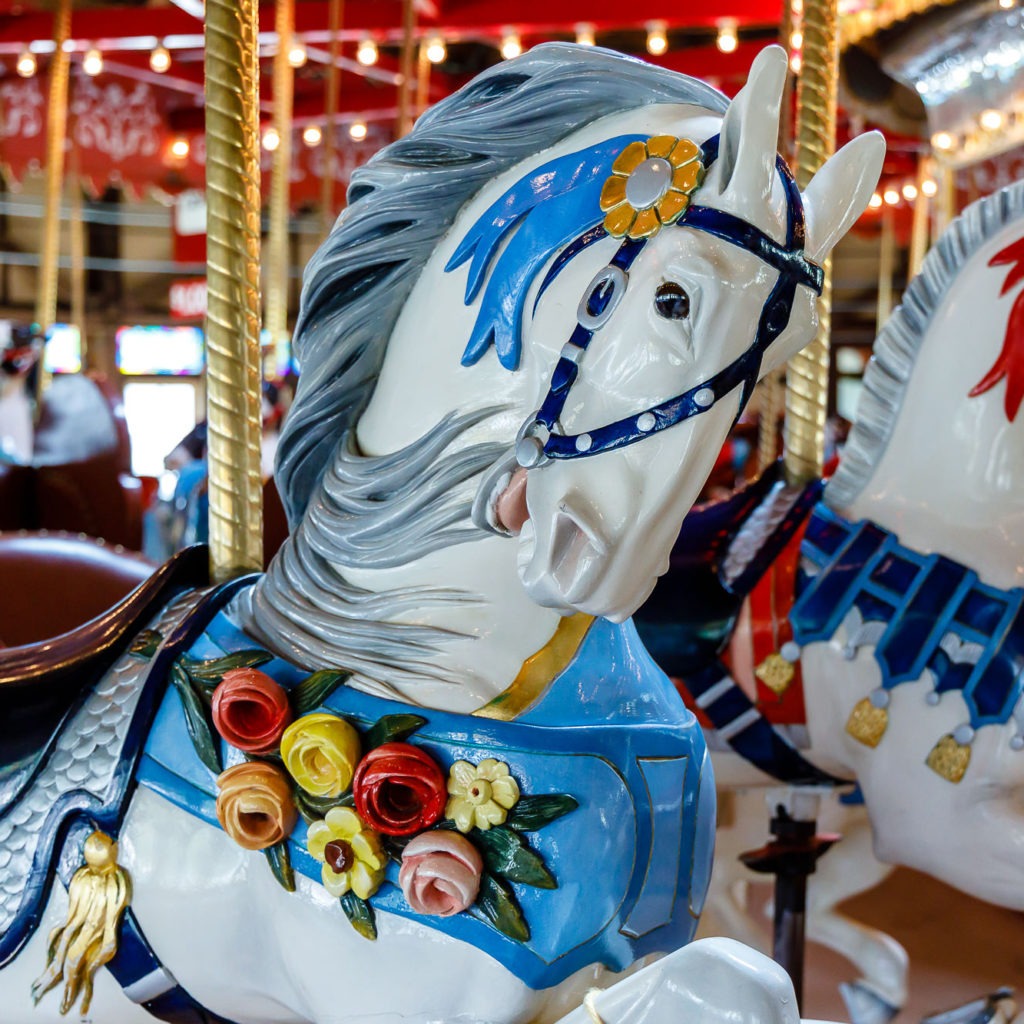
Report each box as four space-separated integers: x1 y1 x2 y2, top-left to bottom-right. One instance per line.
876 205 896 329
397 0 416 137
908 154 931 278
266 0 295 352
759 0 841 1007
69 155 86 368
320 0 343 236
757 0 801 472
205 0 263 581
783 0 838 486
35 0 72 405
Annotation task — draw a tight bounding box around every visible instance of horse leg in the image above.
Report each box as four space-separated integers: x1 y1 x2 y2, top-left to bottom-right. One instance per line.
805 804 907 1024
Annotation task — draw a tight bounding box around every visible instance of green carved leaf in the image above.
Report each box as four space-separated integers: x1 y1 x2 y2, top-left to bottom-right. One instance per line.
291 669 349 717
505 794 579 832
475 872 529 942
341 892 378 941
473 827 556 889
263 842 296 892
128 629 163 660
170 661 222 775
293 787 354 826
179 649 273 682
363 713 427 751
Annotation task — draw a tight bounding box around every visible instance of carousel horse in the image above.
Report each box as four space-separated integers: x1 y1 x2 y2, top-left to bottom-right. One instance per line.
636 177 1024 1019
0 44 882 1023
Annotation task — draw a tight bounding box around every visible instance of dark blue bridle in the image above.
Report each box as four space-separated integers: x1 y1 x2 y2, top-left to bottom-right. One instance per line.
514 135 824 469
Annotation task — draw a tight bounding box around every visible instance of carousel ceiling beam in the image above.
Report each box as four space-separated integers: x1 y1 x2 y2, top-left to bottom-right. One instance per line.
0 0 783 53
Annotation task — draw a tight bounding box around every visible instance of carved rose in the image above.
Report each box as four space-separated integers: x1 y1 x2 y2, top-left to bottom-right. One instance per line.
211 668 292 754
352 742 447 836
280 712 361 798
399 831 483 916
214 761 297 851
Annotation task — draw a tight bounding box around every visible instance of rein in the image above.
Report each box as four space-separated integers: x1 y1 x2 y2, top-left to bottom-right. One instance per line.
515 134 824 469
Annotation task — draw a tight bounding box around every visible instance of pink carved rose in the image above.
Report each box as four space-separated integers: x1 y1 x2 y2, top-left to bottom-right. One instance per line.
398 831 483 917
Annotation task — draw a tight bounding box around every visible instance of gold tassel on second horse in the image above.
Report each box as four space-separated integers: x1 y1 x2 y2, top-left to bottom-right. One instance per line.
31 831 131 1015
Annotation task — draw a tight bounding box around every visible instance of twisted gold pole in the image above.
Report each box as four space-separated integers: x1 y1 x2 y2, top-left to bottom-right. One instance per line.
758 0 800 471
397 0 415 136
320 0 343 237
35 0 71 406
205 0 263 581
784 0 838 486
266 0 294 349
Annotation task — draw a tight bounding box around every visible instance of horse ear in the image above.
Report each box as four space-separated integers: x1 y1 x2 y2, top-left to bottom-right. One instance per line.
802 132 885 263
710 46 787 226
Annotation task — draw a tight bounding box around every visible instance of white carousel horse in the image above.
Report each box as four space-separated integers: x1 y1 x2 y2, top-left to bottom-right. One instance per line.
638 177 1024 1020
0 44 881 1024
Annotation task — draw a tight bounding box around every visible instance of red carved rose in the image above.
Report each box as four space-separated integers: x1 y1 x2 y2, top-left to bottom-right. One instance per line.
399 831 483 916
352 742 446 836
211 667 293 754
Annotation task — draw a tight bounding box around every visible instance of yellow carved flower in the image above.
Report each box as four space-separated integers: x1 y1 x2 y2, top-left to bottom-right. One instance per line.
306 806 386 900
446 758 520 833
280 712 361 798
600 136 704 240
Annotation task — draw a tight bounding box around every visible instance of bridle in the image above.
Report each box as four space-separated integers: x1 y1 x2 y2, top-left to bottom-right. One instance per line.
513 134 824 470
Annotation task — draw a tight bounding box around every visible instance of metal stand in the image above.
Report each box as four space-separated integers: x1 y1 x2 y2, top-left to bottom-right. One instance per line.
740 802 839 1009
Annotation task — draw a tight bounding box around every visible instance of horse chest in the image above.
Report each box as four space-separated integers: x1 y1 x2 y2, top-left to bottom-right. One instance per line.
123 594 716 1010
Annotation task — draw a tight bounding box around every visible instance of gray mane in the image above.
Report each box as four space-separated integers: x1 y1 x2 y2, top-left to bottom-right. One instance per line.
827 179 1024 511
238 44 727 691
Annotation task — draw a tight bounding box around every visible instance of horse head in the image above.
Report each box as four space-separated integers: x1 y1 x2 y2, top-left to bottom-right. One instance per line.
253 44 881 697
450 46 883 621
829 179 1024 591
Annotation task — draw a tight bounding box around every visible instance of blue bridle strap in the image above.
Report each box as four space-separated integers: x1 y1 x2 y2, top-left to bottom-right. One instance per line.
520 134 823 466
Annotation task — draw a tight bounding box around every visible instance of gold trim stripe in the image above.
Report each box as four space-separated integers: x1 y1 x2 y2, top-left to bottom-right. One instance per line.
473 614 595 721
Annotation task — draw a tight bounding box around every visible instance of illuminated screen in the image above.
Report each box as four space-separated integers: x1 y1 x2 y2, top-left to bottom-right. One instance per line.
260 328 294 378
116 325 205 376
43 323 82 374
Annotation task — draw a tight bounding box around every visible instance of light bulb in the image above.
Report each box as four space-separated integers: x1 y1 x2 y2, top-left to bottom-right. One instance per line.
302 124 323 147
931 130 955 151
500 32 522 60
869 192 883 209
883 188 900 205
425 37 446 63
262 127 280 152
82 47 103 76
170 137 190 159
288 38 307 68
790 30 803 48
999 0 1015 9
902 182 918 201
575 24 596 46
646 23 668 56
980 108 1004 131
349 120 367 141
790 52 802 73
716 21 738 54
16 49 36 78
150 44 171 73
921 178 938 197
356 38 378 66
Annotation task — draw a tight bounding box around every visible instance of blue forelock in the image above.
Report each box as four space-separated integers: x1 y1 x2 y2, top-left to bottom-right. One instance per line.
445 135 644 370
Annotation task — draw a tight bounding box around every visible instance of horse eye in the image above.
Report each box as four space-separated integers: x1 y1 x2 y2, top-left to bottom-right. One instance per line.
654 282 690 321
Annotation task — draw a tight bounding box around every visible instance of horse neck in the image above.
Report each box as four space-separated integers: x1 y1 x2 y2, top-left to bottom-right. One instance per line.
834 232 1024 590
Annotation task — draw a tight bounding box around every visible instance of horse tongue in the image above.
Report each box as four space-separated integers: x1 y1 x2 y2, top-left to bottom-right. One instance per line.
496 467 529 536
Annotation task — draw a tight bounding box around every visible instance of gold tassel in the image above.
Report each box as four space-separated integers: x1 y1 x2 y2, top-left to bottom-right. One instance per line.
926 734 971 784
32 831 131 1015
845 697 889 747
